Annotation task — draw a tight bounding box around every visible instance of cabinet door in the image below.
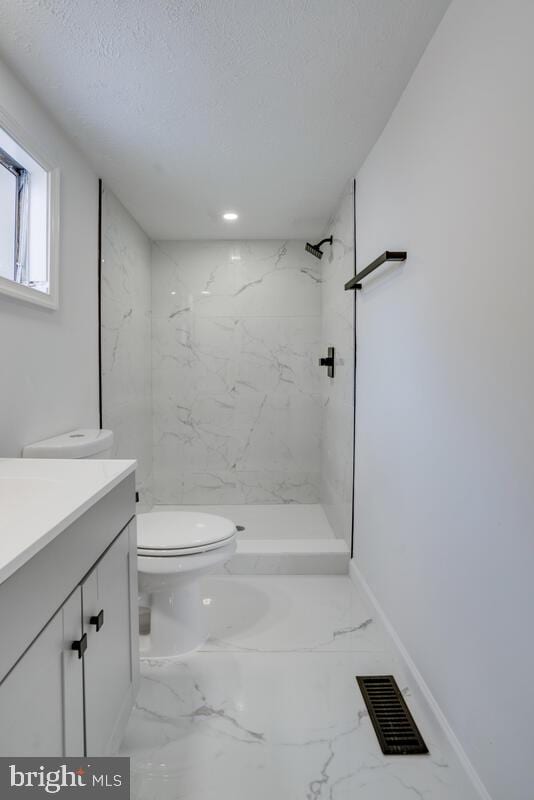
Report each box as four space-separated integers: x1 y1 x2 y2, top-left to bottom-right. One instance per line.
83 522 139 755
0 588 84 756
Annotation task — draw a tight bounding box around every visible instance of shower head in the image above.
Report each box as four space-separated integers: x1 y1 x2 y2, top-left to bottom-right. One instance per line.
305 236 333 260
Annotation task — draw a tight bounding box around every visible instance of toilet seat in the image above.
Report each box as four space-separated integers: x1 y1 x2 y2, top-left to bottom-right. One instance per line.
137 511 237 557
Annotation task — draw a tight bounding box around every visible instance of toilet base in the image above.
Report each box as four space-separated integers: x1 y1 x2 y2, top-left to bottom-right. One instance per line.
137 533 237 659
144 581 208 658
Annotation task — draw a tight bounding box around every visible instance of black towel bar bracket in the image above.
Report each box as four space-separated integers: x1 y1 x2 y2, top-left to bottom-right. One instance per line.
344 251 407 291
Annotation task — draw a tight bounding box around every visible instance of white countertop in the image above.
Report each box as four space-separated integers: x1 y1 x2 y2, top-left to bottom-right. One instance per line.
0 458 136 585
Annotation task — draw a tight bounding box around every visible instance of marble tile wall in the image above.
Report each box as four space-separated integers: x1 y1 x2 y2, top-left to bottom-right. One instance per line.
101 185 153 507
320 181 356 544
151 240 322 505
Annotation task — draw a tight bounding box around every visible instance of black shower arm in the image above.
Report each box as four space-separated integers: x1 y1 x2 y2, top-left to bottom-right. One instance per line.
316 236 333 248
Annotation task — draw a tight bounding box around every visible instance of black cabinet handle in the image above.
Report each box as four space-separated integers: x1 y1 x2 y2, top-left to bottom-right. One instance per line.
72 633 87 659
90 609 104 632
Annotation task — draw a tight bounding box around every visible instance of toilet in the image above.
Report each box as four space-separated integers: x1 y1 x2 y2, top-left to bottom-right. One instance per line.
22 429 237 658
137 510 236 657
22 428 115 459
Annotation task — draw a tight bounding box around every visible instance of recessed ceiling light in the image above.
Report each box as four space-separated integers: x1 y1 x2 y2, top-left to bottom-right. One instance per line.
223 212 238 221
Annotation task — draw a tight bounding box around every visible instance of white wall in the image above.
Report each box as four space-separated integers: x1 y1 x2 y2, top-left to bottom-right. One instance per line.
0 56 99 455
354 2 534 798
320 181 355 544
101 185 152 507
151 240 321 505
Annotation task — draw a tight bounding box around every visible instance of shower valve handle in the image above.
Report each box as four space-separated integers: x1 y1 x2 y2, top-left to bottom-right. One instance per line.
319 347 335 378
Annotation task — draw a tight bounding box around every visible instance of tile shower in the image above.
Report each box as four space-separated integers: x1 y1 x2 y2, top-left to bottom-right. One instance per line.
151 239 321 505
101 182 355 570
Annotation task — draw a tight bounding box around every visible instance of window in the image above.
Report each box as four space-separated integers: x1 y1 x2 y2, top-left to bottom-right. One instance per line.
0 111 59 308
0 148 29 285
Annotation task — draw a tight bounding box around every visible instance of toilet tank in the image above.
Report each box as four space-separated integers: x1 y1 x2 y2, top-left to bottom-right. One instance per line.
22 429 114 459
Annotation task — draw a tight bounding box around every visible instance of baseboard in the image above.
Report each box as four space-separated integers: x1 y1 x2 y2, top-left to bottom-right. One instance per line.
349 560 492 800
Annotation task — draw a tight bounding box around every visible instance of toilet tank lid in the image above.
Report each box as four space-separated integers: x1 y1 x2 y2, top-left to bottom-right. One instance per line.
22 429 114 459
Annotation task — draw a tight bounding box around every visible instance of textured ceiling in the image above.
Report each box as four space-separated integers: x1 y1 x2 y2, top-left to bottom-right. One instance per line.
0 0 450 239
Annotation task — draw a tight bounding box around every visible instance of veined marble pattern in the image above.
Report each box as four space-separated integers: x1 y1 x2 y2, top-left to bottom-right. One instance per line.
101 186 153 507
121 576 479 799
151 240 322 505
320 181 356 544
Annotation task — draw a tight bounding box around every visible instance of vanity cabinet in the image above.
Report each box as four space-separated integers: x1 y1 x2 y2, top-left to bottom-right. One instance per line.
0 473 138 757
83 524 137 755
0 588 84 756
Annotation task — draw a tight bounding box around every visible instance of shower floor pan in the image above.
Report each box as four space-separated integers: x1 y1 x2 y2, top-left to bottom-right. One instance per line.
148 504 350 575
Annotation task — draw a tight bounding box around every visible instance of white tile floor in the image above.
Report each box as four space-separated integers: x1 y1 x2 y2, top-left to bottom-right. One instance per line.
121 575 478 799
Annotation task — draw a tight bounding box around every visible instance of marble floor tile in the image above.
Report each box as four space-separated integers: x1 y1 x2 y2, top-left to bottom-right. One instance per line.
199 576 387 653
121 576 479 800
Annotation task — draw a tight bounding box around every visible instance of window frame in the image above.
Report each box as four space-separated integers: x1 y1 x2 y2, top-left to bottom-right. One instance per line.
0 105 60 309
0 146 29 284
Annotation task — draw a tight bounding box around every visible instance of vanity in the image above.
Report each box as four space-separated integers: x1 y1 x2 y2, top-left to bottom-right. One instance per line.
0 458 138 757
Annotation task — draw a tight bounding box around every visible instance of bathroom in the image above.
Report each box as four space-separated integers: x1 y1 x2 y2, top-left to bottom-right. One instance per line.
0 2 532 799
101 192 354 578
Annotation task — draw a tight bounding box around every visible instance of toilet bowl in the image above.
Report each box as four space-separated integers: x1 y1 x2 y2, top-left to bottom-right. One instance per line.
22 429 237 659
137 510 237 657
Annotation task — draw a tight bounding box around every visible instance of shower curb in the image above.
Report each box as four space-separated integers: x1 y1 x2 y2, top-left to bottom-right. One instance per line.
215 539 350 575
